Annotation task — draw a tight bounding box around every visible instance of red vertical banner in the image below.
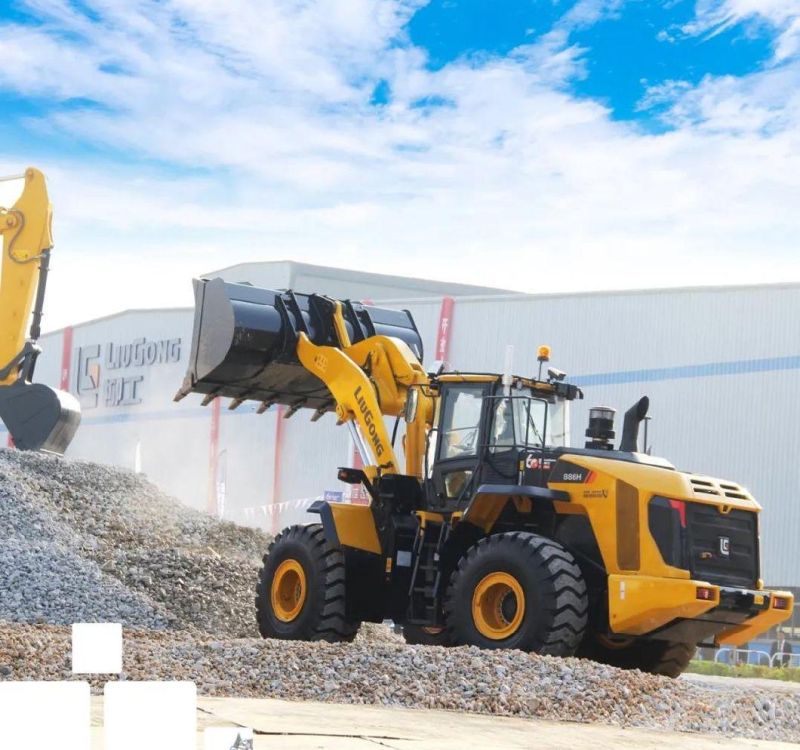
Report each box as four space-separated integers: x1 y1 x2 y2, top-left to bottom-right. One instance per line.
272 404 285 534
59 325 74 390
436 296 455 365
207 397 221 515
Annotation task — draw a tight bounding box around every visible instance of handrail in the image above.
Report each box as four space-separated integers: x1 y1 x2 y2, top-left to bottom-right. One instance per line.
714 647 771 666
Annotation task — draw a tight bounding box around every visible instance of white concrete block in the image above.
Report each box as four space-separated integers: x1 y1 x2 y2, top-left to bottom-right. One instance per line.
0 681 90 749
72 622 123 674
104 681 196 750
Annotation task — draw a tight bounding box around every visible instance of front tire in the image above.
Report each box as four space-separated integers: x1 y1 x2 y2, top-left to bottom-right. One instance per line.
255 523 360 642
444 532 587 655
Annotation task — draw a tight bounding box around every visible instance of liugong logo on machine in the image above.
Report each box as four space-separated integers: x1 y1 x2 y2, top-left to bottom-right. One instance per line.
353 384 385 458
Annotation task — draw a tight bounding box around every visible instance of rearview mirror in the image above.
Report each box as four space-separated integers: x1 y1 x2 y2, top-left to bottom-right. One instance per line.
404 388 419 423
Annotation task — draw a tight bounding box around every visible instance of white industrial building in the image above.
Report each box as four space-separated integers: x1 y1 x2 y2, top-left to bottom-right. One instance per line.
3 262 798 604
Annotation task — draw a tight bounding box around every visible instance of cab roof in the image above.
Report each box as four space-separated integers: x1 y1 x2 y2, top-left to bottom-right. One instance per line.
435 373 583 401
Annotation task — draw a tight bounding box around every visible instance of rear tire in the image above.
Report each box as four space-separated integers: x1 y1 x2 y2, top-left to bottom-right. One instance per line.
402 624 452 646
578 635 696 678
255 523 360 642
444 532 588 655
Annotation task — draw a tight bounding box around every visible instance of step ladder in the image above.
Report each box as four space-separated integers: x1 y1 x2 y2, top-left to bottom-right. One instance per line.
407 520 449 624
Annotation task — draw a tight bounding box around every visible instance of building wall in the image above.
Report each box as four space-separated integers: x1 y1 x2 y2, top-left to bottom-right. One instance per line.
27 309 210 510
3 274 798 587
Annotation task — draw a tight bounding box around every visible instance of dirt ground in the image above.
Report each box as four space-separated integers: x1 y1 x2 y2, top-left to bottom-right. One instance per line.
85 692 799 750
682 672 800 695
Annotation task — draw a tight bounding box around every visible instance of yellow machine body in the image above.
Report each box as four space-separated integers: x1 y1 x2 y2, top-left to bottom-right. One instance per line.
180 278 793 669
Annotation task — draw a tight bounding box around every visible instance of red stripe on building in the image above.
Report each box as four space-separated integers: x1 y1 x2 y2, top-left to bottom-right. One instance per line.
207 397 221 515
272 404 286 534
436 296 455 364
60 325 74 390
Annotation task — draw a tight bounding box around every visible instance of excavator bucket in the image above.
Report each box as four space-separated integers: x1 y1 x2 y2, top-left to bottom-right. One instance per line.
0 380 81 452
0 380 81 453
176 277 424 412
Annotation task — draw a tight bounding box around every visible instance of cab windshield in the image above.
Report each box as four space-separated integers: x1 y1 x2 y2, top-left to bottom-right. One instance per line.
489 394 570 451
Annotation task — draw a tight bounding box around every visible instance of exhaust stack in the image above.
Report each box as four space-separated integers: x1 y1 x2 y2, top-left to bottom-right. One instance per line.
619 396 649 453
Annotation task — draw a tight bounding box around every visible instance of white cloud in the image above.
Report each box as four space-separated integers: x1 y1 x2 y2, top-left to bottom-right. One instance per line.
558 0 628 29
686 0 800 62
0 0 798 329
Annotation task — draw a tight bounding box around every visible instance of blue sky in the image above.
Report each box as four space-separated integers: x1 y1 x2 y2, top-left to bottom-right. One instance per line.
409 0 775 119
0 0 799 327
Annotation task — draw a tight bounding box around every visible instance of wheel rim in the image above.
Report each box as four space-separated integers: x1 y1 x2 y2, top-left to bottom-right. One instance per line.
597 634 635 650
271 559 307 622
472 571 525 640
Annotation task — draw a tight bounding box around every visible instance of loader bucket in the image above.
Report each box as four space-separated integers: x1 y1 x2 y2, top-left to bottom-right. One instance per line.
0 380 81 453
177 277 424 412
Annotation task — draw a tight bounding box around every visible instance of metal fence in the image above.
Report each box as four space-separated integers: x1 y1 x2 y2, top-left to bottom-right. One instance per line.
713 647 799 668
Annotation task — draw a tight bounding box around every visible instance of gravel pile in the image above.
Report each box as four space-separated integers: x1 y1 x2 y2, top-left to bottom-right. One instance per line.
98 548 260 637
0 449 270 636
355 622 404 646
0 539 171 629
1 448 799 743
0 623 798 743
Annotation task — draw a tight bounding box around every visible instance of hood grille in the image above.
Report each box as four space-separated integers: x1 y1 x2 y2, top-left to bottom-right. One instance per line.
689 476 751 502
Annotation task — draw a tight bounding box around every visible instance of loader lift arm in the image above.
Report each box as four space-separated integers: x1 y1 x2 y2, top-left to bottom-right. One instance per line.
176 277 432 482
0 168 80 452
295 314 432 482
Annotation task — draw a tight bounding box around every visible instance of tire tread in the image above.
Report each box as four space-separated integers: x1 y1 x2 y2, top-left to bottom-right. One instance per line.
444 531 588 656
255 523 359 642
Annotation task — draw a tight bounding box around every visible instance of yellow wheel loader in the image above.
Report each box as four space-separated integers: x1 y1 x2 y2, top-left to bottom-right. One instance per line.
177 278 793 676
0 168 80 452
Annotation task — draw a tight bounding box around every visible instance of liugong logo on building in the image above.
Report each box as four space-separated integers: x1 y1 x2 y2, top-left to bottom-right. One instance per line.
76 337 181 408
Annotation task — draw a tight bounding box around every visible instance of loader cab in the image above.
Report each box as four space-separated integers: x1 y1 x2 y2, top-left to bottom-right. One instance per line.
427 375 579 511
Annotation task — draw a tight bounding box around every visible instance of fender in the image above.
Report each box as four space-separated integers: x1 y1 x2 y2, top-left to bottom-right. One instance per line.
462 483 573 533
308 500 382 554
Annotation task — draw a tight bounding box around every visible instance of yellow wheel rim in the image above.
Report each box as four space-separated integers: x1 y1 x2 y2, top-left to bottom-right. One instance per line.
271 559 307 622
597 634 635 651
472 571 525 640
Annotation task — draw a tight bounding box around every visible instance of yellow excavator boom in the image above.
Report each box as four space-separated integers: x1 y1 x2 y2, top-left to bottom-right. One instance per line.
0 167 80 453
0 168 53 381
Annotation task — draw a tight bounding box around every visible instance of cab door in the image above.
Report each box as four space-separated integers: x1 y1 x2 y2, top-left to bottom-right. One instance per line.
428 383 490 508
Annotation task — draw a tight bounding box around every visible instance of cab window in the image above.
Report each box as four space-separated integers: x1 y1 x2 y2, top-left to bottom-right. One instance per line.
489 396 548 451
438 385 484 460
